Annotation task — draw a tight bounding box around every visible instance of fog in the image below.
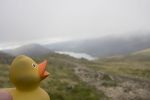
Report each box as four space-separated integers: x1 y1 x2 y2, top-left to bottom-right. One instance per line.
0 0 150 49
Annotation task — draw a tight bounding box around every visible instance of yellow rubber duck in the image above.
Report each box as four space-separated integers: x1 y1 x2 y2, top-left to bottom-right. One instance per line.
0 55 50 100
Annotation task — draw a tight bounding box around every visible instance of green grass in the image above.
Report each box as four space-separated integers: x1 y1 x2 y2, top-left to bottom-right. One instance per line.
0 64 13 88
85 55 150 80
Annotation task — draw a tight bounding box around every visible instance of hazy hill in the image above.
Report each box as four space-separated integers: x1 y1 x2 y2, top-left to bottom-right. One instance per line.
101 48 150 62
46 32 150 57
0 51 14 64
4 44 52 57
132 48 150 56
128 48 150 61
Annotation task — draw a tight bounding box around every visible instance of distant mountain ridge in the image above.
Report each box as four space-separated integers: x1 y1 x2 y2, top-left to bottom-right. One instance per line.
3 44 52 57
46 32 150 57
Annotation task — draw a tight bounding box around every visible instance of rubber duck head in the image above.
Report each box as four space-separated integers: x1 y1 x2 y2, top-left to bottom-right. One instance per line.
9 55 49 91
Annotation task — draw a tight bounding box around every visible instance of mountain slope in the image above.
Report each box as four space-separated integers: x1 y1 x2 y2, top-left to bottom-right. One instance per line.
0 51 14 64
93 48 150 80
47 32 150 57
4 44 52 57
132 48 150 56
0 49 150 100
0 53 107 100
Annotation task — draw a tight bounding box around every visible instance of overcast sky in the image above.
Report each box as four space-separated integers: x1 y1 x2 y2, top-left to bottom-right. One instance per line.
0 0 150 49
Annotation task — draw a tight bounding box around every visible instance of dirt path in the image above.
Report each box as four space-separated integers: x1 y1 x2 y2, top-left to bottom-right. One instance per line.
73 63 150 100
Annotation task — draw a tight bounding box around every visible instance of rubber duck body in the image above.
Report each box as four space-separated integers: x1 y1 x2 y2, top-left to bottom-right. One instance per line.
0 55 50 100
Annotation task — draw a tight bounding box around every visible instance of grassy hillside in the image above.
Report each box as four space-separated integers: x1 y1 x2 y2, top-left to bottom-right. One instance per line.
87 60 150 80
89 49 150 80
77 49 150 100
1 48 150 100
0 53 106 100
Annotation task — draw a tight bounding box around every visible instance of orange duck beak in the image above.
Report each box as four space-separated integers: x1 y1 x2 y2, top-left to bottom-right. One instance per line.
38 60 49 80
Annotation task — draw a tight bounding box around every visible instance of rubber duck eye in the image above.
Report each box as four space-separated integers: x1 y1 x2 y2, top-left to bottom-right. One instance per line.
32 63 36 68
